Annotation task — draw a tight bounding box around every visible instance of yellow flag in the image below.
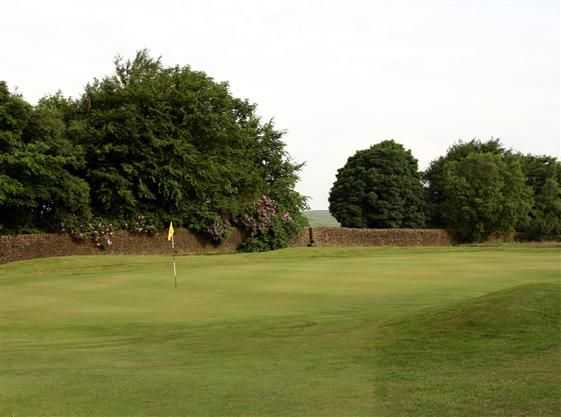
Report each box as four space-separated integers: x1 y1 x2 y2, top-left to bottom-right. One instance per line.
167 221 175 241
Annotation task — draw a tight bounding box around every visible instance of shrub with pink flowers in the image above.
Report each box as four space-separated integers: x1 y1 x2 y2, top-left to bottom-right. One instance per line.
124 215 157 235
206 217 231 243
63 218 114 250
238 195 304 252
62 214 158 250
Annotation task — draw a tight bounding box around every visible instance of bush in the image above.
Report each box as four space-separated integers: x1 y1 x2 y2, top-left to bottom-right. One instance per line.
238 195 305 252
124 215 158 236
63 218 114 249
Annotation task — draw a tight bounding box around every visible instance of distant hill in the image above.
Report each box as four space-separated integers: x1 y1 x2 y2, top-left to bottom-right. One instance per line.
305 210 340 227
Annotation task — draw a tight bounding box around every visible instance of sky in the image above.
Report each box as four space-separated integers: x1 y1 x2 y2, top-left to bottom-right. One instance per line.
2 0 559 209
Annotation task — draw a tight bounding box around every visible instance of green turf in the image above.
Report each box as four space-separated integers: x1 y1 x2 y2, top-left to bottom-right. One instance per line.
305 209 340 227
0 246 559 416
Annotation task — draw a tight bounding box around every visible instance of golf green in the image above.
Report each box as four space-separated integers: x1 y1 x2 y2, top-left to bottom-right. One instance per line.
1 246 559 416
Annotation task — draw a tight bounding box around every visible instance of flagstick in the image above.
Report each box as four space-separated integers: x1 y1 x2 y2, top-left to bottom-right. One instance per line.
171 234 177 288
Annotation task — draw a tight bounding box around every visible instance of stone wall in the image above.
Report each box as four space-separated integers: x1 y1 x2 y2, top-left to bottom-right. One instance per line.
292 227 452 247
0 228 242 264
0 227 452 265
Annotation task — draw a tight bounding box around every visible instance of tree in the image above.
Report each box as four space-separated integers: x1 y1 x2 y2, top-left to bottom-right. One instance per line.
0 51 307 250
426 139 560 241
0 83 90 233
329 140 426 228
439 153 532 242
518 155 561 240
67 50 306 243
424 138 506 227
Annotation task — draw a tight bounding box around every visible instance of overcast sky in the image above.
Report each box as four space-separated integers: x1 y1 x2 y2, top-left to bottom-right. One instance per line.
2 0 559 209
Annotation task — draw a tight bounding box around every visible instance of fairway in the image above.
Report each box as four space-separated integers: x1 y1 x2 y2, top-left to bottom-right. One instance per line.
1 246 559 416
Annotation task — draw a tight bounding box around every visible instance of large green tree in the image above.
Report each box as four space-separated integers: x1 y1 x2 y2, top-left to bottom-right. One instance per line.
424 138 506 227
0 51 307 249
518 154 561 240
439 152 532 242
425 139 560 241
68 50 306 242
329 140 426 228
0 83 90 233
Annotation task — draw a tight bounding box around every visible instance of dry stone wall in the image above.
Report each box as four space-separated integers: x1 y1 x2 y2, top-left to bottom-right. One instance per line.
1 227 452 264
292 227 452 247
0 228 242 264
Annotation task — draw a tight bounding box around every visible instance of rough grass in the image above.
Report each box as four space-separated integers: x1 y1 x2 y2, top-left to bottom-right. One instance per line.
0 246 559 416
304 209 340 227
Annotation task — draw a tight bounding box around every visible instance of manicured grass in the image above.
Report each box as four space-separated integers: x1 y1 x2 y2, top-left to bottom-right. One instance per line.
0 246 559 416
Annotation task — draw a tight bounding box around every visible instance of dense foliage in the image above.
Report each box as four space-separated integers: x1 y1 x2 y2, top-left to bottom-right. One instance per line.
424 139 506 227
0 83 90 233
425 139 560 242
238 195 305 252
0 52 307 250
517 155 561 240
2 52 560 246
329 138 559 243
329 140 426 228
438 152 532 242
